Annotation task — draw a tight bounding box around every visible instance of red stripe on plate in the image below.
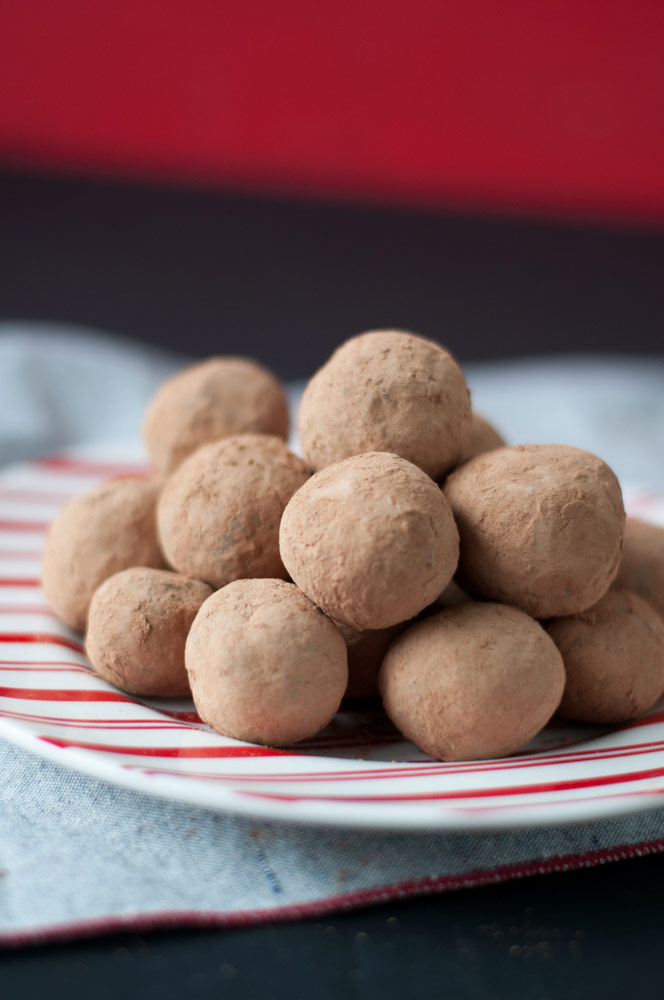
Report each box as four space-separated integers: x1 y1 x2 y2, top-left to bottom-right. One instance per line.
0 686 129 703
0 660 89 670
236 764 664 803
35 455 150 477
0 708 188 729
126 739 664 785
0 488 75 504
40 736 290 758
0 520 49 533
0 605 56 615
0 633 83 652
0 579 43 588
0 550 44 559
157 708 204 724
620 710 664 731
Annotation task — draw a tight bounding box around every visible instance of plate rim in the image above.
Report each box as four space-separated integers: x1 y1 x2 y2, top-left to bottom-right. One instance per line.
2 442 664 833
4 712 664 834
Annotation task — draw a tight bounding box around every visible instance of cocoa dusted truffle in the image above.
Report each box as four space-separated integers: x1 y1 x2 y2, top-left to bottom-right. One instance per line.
444 444 625 619
86 568 212 697
424 579 470 616
335 622 404 698
280 452 460 631
546 588 664 724
158 434 310 589
614 518 664 621
43 478 166 632
459 412 506 463
144 357 290 476
298 330 472 480
185 579 348 746
379 602 565 761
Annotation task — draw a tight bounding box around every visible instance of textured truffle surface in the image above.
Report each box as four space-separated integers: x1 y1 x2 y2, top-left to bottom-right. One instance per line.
43 478 166 632
158 434 310 589
298 330 471 479
335 622 404 698
185 579 348 746
280 452 460 630
459 412 506 464
614 519 664 620
379 602 565 761
424 579 470 617
546 588 664 723
144 357 289 476
86 568 212 697
444 444 625 619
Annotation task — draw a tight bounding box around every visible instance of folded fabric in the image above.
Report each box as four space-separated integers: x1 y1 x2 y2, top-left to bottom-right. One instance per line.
2 737 664 947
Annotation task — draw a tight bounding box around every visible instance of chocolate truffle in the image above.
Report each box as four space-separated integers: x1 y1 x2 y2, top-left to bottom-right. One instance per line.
185 579 348 746
335 622 404 698
379 602 565 761
86 568 212 697
158 434 310 589
546 588 664 724
459 412 506 463
444 444 625 619
43 477 166 632
424 579 470 616
298 330 472 480
614 518 664 620
280 452 460 630
144 357 290 476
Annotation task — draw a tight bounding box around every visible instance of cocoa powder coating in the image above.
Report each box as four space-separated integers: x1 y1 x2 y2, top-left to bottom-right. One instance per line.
42 477 166 632
298 330 472 479
158 434 310 589
86 567 212 697
614 518 664 621
279 451 460 631
144 357 290 476
185 579 348 746
546 588 664 724
379 602 565 761
444 444 625 618
459 412 506 464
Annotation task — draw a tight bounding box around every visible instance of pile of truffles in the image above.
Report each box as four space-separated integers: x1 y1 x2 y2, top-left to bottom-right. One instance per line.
42 330 664 761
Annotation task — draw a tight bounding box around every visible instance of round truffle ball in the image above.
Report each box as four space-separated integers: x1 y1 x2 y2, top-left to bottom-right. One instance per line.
379 602 565 761
43 477 166 632
185 579 348 746
158 434 310 589
614 518 664 621
459 412 506 463
335 622 404 699
546 588 664 724
423 579 470 617
444 444 625 619
280 452 460 630
144 357 290 476
298 330 472 479
86 568 213 697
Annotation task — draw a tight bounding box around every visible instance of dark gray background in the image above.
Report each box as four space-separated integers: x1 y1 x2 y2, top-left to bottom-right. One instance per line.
1 167 663 378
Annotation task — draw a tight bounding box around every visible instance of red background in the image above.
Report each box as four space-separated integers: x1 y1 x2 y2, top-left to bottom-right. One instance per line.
1 1 663 224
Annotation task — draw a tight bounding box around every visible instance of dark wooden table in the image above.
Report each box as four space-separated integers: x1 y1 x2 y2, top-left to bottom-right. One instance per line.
4 851 664 999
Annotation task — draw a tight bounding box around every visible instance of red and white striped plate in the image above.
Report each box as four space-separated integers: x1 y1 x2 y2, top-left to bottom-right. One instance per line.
1 441 664 831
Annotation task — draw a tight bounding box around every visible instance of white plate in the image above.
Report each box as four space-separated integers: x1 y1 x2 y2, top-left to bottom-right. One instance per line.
1 442 664 831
